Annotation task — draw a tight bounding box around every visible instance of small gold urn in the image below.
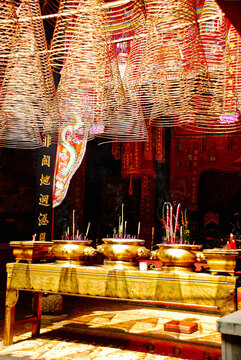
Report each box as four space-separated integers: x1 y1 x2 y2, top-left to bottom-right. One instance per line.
10 241 53 264
152 243 203 273
52 240 97 265
97 238 151 270
203 249 241 276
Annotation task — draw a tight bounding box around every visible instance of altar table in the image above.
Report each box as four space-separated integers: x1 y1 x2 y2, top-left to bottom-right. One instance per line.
3 262 240 346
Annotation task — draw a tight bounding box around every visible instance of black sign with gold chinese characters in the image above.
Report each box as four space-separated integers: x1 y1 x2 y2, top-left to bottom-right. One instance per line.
34 134 56 241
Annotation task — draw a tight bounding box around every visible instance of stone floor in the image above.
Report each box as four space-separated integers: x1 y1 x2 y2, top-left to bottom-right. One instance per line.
0 294 222 360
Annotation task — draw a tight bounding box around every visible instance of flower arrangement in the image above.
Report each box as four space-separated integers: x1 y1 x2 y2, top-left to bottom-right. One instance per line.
161 202 190 244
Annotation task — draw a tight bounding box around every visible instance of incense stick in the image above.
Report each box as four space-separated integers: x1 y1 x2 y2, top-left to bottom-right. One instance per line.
86 222 90 238
137 222 141 239
73 210 75 238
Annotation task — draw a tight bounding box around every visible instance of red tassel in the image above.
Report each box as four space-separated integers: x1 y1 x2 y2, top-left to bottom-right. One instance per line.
112 142 120 160
129 176 133 195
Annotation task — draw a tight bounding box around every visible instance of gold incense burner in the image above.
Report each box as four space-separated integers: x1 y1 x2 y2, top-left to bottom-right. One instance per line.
10 241 53 264
52 240 97 265
203 248 241 276
152 243 203 273
97 238 150 269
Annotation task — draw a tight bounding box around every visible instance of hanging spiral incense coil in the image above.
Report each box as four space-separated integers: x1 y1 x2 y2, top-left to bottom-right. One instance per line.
48 0 79 71
0 0 17 138
122 0 209 128
229 25 241 114
55 0 147 142
136 24 184 127
41 0 60 30
150 0 209 128
104 0 147 141
220 24 241 131
55 0 124 137
0 0 16 85
185 0 226 133
185 0 241 133
99 83 147 142
0 0 59 148
105 0 145 42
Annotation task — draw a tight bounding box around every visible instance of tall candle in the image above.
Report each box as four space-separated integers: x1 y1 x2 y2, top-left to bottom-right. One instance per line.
230 233 237 249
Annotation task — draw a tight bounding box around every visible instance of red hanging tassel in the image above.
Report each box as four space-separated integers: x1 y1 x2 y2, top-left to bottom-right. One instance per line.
112 142 120 160
129 176 133 195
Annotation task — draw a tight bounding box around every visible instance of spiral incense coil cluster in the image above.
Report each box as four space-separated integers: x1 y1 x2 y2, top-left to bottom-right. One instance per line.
1 0 241 148
0 0 59 148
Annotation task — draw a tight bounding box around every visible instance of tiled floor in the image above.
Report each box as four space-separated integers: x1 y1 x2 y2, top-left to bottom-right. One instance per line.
0 295 221 360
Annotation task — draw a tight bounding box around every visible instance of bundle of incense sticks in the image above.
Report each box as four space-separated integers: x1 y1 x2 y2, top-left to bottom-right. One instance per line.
163 202 182 244
62 210 91 241
112 233 137 239
115 203 141 239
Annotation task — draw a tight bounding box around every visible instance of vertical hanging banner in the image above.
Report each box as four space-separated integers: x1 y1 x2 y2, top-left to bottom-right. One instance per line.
34 134 56 241
156 127 165 163
52 124 89 208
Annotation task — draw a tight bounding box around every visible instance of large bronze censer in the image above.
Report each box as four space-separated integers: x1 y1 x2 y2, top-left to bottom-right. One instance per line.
52 240 96 265
98 238 150 270
153 243 203 273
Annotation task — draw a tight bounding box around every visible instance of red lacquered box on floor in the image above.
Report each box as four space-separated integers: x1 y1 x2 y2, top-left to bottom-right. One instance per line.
164 320 198 334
